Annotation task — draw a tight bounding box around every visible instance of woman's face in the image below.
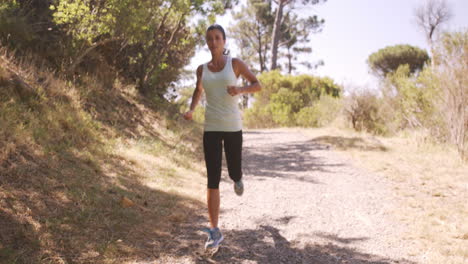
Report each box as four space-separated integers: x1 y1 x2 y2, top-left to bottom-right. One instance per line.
206 29 225 54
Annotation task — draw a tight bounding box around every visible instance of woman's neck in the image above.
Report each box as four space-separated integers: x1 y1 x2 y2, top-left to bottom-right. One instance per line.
210 53 226 66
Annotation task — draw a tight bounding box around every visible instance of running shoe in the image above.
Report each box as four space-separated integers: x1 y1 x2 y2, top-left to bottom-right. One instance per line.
234 180 244 196
202 227 224 249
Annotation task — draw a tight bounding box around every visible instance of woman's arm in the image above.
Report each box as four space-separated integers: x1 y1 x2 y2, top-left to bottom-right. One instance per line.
183 65 204 120
227 58 262 96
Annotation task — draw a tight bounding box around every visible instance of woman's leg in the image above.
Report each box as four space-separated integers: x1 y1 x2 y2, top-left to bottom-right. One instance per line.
203 132 223 228
207 188 220 228
224 130 243 182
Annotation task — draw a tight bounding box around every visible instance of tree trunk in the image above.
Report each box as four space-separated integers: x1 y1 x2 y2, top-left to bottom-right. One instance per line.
263 39 269 71
270 0 285 70
68 38 121 74
257 25 266 72
137 13 186 96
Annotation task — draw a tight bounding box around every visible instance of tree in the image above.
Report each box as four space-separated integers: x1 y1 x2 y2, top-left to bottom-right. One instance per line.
384 65 437 129
231 0 324 74
433 30 468 158
367 44 430 79
0 0 67 68
414 0 452 65
270 0 324 70
230 0 274 73
280 12 323 73
51 0 229 96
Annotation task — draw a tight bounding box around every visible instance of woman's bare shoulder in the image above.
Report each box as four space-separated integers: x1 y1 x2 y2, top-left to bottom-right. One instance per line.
196 64 204 77
232 57 243 65
231 57 247 72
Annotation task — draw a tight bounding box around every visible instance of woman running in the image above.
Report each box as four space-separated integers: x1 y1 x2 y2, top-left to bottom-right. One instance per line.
183 24 262 249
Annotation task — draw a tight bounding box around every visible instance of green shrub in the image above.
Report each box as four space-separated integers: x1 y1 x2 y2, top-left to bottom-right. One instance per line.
296 95 342 127
384 65 439 129
0 1 35 50
192 106 205 124
269 88 302 126
244 71 342 128
295 106 316 127
243 105 275 128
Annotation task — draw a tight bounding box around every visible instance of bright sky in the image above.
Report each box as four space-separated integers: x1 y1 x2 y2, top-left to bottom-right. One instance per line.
189 0 468 88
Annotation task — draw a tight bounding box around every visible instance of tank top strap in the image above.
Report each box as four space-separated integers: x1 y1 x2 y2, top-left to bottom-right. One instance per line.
226 56 235 77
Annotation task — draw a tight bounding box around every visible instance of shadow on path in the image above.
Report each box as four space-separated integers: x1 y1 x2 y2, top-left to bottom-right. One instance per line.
242 139 344 183
167 225 414 264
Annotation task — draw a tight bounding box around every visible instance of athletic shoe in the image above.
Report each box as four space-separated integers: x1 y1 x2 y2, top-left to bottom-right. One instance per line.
234 180 244 196
203 227 224 249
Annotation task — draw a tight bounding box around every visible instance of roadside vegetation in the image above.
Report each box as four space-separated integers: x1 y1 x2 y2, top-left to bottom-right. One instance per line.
240 2 467 263
0 47 208 263
302 124 467 263
0 0 466 263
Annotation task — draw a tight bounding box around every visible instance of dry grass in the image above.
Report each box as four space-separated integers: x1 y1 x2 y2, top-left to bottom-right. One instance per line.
302 125 468 264
0 48 207 263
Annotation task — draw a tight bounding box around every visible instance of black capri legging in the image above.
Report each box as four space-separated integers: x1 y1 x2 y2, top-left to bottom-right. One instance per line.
203 130 243 189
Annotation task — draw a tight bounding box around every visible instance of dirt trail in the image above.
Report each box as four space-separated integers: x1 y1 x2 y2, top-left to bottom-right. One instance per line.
159 128 422 264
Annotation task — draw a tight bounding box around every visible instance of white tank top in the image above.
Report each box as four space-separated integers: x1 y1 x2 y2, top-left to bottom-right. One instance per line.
202 56 242 132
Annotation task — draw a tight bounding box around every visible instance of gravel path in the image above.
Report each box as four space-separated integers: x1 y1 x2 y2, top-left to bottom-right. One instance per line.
159 128 421 264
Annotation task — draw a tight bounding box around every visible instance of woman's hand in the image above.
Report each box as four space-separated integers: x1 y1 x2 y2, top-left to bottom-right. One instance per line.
227 86 242 96
183 110 194 121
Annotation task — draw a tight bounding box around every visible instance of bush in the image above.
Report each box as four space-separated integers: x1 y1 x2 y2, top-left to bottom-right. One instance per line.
432 30 468 159
0 2 32 49
269 88 302 126
243 105 276 128
244 71 342 128
345 89 389 135
295 106 316 127
192 106 205 124
0 1 69 68
296 95 342 127
383 65 440 130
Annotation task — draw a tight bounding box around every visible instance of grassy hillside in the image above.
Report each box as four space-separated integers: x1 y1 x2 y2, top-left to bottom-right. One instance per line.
0 49 207 263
